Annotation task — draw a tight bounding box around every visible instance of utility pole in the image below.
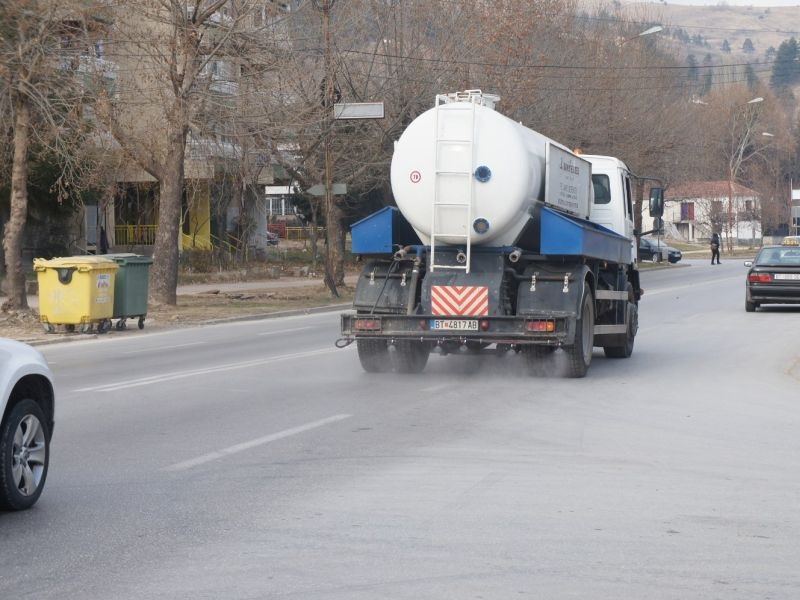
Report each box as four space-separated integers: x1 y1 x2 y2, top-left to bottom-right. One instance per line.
313 0 341 297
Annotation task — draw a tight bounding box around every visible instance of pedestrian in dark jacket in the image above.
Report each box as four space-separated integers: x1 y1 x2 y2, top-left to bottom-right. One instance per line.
710 232 721 264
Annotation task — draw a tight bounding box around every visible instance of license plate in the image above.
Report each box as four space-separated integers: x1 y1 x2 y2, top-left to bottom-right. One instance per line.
430 319 478 331
774 273 800 280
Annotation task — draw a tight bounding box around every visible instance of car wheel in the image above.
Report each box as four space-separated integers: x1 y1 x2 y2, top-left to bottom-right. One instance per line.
745 299 757 312
0 399 50 511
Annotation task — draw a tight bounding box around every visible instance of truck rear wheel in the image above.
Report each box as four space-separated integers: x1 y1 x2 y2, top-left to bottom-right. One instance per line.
357 339 391 373
564 286 594 378
393 340 429 373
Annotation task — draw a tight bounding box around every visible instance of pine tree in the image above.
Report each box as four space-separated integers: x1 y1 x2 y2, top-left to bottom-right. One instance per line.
771 37 799 88
742 38 755 54
687 54 699 81
703 70 713 95
745 63 758 89
721 39 731 53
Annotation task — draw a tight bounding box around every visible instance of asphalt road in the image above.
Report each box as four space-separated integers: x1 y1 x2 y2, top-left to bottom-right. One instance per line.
2 258 799 599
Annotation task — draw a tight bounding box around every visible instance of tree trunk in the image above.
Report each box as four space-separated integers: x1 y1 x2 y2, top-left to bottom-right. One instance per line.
149 130 185 306
2 99 31 311
324 197 344 297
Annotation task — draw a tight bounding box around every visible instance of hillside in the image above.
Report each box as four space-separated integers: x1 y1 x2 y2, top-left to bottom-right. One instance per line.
581 2 800 84
638 3 800 62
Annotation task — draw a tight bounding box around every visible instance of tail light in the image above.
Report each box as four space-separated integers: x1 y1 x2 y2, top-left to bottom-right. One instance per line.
748 273 772 283
526 320 556 332
353 318 381 331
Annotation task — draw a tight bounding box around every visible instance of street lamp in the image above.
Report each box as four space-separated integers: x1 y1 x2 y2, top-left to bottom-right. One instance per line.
726 97 764 254
616 25 663 46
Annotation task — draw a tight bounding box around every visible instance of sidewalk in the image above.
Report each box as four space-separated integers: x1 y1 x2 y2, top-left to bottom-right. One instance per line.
1 273 360 345
2 274 359 310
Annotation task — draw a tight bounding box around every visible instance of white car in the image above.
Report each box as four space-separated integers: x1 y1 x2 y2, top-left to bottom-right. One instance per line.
0 339 55 510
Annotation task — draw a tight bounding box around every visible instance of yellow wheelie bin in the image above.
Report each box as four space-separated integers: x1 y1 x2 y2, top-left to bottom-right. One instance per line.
34 256 119 334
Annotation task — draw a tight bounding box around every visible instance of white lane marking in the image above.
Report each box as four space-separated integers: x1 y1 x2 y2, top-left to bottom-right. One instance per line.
74 347 347 393
121 341 206 355
257 326 313 336
163 414 352 472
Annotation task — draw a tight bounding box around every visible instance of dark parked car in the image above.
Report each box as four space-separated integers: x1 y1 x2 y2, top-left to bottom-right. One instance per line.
744 243 800 312
639 237 682 263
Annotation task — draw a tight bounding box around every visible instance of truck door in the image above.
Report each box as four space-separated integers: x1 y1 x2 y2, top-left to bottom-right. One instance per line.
622 172 636 262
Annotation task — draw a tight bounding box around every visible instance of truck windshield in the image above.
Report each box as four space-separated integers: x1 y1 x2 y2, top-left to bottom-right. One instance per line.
592 175 611 205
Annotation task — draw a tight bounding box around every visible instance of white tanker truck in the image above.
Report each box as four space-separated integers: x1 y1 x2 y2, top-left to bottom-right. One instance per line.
338 90 664 377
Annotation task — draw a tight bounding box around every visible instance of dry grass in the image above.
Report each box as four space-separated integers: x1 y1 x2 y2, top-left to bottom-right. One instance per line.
0 282 355 345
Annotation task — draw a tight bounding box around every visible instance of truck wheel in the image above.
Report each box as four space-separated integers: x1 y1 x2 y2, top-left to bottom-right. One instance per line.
393 340 429 374
564 286 594 378
603 285 637 359
357 339 391 373
0 399 50 511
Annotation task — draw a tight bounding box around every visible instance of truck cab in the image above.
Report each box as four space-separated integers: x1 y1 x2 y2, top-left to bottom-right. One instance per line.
583 155 637 264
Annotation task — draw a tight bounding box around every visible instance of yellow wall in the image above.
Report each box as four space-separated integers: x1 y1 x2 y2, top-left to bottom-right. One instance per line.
181 181 212 250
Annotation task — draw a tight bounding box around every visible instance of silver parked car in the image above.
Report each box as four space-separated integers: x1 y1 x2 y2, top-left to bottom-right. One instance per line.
0 339 55 510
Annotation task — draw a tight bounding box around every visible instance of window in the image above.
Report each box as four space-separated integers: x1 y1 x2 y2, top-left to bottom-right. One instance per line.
624 176 633 217
592 175 611 205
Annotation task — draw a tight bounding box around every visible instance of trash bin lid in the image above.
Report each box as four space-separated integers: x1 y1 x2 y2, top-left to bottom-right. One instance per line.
103 253 154 265
34 256 119 271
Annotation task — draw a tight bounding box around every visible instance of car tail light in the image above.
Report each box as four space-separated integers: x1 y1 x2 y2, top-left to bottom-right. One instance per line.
353 318 381 331
526 320 556 332
479 319 490 331
748 273 772 283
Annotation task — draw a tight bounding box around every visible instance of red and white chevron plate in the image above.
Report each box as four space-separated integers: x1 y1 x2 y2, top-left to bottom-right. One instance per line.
431 285 489 316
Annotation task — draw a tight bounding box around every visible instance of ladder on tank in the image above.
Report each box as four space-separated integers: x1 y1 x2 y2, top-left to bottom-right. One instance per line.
429 93 479 273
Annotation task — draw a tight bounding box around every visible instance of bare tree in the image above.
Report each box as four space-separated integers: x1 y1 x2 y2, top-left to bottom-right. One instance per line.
97 0 260 305
0 0 105 311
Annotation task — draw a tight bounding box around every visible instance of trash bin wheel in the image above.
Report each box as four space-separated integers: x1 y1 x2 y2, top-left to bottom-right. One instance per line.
116 319 127 331
80 323 93 334
97 320 111 334
42 323 55 334
138 316 145 330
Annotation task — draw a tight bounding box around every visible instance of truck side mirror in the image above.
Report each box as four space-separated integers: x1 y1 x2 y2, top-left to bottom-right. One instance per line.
649 188 664 218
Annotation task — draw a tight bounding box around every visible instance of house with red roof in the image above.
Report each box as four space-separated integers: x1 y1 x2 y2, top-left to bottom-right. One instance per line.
652 181 761 244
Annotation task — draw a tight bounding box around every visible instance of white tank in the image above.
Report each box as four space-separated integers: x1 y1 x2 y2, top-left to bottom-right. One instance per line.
390 93 584 247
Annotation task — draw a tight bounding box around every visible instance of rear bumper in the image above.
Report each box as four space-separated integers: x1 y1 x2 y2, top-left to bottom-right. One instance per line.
747 283 800 304
341 313 575 346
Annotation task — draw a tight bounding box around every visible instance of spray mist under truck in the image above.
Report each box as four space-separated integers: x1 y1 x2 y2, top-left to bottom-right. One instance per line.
338 90 664 378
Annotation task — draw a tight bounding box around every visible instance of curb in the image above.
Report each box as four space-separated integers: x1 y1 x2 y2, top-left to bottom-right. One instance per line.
21 303 352 347
197 302 352 326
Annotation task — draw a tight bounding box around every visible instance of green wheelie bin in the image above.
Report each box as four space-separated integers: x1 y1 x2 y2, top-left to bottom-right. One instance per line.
103 253 153 330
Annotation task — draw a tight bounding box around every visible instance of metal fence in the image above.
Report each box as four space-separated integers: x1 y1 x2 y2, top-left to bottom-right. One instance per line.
115 224 157 245
284 227 325 241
